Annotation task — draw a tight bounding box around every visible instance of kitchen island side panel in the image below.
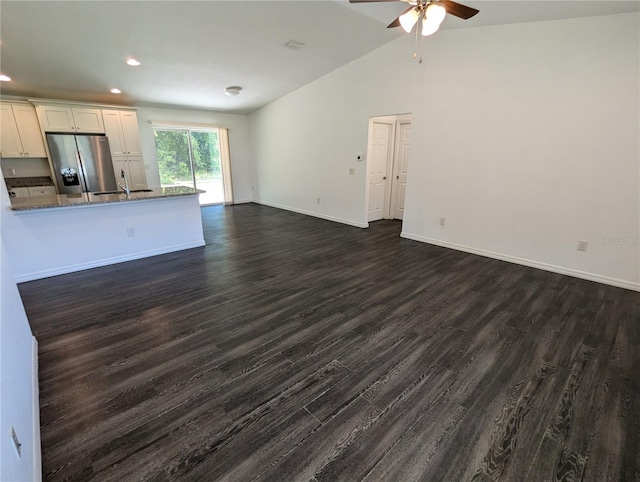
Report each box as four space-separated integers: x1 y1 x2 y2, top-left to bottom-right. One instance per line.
2 194 205 282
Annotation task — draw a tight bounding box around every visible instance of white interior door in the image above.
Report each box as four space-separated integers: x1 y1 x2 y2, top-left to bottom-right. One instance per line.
368 121 393 222
391 121 411 220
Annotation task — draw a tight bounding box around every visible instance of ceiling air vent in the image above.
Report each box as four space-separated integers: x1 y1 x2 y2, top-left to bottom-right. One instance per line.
284 40 305 50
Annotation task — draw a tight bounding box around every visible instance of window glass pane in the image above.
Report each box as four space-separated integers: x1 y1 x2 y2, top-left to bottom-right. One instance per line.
154 130 194 188
190 130 223 205
154 128 225 205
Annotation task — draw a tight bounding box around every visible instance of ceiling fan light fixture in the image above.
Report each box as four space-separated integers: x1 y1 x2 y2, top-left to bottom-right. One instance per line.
399 8 420 33
422 17 441 36
426 3 447 25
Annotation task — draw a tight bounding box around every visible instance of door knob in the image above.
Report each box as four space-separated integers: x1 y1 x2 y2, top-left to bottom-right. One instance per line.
383 176 387 180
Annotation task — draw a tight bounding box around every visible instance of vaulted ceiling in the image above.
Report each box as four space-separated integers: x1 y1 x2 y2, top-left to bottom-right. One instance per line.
1 1 637 114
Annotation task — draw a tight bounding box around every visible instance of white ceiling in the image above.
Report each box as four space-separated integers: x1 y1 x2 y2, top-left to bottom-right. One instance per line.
1 1 638 115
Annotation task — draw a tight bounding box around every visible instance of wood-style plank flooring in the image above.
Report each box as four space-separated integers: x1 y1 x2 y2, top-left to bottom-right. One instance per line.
19 203 640 481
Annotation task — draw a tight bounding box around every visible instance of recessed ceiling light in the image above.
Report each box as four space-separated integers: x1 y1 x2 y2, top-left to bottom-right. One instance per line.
0 74 11 82
126 58 141 66
110 88 122 94
225 86 242 97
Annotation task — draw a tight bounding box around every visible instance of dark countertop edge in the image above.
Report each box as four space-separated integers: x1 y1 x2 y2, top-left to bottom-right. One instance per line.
10 189 203 213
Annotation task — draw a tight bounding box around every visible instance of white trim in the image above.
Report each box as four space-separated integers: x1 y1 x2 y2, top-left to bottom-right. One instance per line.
256 200 368 229
32 336 42 482
219 128 234 204
14 241 205 282
232 199 253 204
401 232 640 292
148 120 224 130
27 98 137 111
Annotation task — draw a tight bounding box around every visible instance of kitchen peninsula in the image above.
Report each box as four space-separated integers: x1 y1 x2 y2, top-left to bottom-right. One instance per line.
1 185 205 282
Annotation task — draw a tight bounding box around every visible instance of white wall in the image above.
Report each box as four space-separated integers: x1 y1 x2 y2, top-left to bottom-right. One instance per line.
0 187 40 480
135 106 254 202
248 12 640 290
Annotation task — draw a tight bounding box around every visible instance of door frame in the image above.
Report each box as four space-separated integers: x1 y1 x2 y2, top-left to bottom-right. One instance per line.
364 113 412 224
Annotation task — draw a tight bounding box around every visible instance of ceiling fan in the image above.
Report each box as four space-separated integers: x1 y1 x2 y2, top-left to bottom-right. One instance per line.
349 0 479 38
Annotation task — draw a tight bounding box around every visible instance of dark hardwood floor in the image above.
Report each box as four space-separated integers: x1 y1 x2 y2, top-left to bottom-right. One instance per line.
19 203 640 481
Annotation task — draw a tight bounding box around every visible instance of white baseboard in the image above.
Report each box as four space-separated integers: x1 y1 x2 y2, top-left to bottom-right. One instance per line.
32 336 42 482
14 241 205 283
255 200 368 229
401 232 640 292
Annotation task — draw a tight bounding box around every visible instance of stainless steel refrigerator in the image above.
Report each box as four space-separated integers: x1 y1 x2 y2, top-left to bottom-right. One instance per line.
47 134 118 194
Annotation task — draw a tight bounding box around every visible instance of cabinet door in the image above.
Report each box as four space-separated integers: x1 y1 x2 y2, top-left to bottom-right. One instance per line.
127 156 147 190
112 157 128 186
12 105 47 157
0 104 23 157
28 186 57 196
36 105 76 132
102 110 127 156
10 187 30 198
72 108 105 133
120 111 143 156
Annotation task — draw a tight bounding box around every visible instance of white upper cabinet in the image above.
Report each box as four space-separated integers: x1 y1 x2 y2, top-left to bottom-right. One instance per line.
12 105 47 157
0 104 23 157
120 111 142 156
72 108 105 133
102 110 127 156
102 109 142 157
37 105 105 133
0 103 47 158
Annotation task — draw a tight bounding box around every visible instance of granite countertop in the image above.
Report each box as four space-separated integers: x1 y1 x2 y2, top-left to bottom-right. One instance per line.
10 186 204 211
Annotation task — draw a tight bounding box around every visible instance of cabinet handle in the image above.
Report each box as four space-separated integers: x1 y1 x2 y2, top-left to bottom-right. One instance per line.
25 152 29 156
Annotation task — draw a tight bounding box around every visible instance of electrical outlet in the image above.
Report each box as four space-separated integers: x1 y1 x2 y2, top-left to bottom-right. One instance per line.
11 426 21 458
577 240 588 252
316 197 320 204
439 217 446 227
127 227 135 237
349 168 355 175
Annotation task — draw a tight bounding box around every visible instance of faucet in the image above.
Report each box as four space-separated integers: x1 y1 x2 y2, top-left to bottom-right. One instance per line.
118 168 130 198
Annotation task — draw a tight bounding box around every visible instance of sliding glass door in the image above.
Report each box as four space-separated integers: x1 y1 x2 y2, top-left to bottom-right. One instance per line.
154 128 223 205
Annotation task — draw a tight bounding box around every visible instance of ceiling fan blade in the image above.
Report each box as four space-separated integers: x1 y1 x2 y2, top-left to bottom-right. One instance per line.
387 6 414 28
439 0 479 20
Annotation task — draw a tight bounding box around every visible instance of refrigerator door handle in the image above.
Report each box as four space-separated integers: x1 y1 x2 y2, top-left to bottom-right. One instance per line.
77 150 90 193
